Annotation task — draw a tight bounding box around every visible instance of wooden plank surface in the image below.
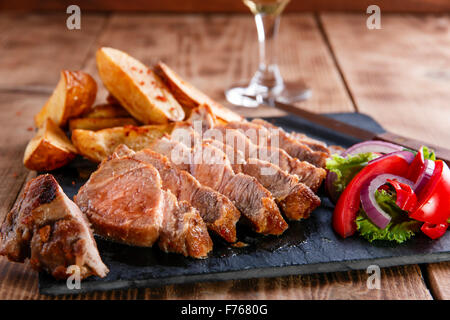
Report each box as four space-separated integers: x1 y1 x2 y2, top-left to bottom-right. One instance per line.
320 13 450 149
0 13 107 92
321 12 450 300
426 262 450 300
1 0 450 13
0 92 45 223
84 13 354 117
0 260 432 300
0 12 442 300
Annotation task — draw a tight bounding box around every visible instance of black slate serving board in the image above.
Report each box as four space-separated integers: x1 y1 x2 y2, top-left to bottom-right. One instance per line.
39 113 450 295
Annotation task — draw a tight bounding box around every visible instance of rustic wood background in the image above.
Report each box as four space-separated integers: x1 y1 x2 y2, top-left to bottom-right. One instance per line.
1 0 450 13
0 11 449 299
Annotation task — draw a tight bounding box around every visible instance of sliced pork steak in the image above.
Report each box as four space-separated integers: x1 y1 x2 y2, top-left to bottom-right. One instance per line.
223 121 329 168
112 145 240 243
150 138 288 235
251 118 331 154
173 106 327 191
204 139 321 220
75 157 212 258
0 174 108 280
210 126 326 192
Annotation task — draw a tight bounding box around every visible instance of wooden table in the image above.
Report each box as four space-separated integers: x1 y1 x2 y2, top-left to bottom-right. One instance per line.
0 12 449 300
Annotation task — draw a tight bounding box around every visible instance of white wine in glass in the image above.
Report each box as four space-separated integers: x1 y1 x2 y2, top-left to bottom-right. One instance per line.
225 0 311 108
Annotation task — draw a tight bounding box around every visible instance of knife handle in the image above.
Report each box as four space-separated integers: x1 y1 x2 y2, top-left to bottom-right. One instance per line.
376 132 450 166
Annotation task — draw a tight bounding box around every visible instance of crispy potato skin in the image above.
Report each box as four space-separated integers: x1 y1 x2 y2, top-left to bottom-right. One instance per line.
81 103 131 119
72 124 173 162
69 117 139 131
156 62 242 123
34 71 97 128
24 119 77 171
96 47 184 124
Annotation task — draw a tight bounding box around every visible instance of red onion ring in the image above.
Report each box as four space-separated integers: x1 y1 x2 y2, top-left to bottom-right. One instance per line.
342 141 403 156
360 174 414 229
368 150 415 165
325 171 339 204
413 159 435 195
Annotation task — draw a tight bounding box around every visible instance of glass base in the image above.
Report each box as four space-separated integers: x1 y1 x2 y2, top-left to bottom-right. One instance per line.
225 80 312 108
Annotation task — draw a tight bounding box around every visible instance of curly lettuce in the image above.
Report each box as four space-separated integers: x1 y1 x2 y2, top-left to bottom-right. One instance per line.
326 152 377 196
356 190 421 243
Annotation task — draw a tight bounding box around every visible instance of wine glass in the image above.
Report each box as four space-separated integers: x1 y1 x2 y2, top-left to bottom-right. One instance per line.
225 0 311 108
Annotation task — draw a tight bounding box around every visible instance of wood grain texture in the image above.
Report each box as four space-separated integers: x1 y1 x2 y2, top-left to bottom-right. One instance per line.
0 13 442 300
83 13 353 117
0 264 432 300
426 262 450 300
0 13 107 92
1 0 450 13
320 13 450 149
0 92 45 222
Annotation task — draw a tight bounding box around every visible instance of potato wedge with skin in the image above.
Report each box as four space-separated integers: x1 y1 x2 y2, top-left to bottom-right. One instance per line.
155 62 243 123
96 47 184 124
69 117 139 131
81 103 132 119
106 93 121 106
35 70 97 128
24 119 77 171
72 124 174 162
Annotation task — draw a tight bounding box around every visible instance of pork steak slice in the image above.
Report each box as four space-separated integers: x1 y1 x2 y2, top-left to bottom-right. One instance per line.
210 126 326 192
75 157 212 258
251 118 331 154
151 138 288 235
112 145 240 243
205 139 321 220
224 121 329 168
0 174 108 280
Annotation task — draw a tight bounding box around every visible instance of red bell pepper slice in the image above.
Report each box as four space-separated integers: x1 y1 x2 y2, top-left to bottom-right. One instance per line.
409 160 450 224
333 154 410 238
386 179 417 212
407 148 425 182
421 222 448 240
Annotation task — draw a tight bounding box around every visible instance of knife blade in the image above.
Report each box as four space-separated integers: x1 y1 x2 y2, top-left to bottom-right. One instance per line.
247 96 450 165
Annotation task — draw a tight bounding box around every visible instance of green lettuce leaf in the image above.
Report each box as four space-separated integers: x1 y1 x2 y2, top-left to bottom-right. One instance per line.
356 190 421 243
326 152 376 196
406 146 436 160
422 146 436 161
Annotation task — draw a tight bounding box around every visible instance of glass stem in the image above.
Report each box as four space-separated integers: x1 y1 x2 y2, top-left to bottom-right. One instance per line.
253 13 283 89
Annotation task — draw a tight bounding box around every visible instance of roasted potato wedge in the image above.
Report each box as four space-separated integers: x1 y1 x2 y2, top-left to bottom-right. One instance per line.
69 117 139 131
72 124 174 162
81 103 132 119
106 93 121 106
155 62 242 123
35 70 97 128
96 47 184 124
24 119 77 171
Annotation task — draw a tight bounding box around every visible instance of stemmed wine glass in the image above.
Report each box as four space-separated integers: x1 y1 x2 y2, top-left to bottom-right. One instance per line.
225 0 311 108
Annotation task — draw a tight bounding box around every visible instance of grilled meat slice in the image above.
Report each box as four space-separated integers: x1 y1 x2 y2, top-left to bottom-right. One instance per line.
211 126 326 192
205 139 321 220
113 145 240 243
150 138 288 235
251 119 331 154
75 157 212 258
76 157 165 246
224 121 329 168
158 192 213 258
0 174 108 280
